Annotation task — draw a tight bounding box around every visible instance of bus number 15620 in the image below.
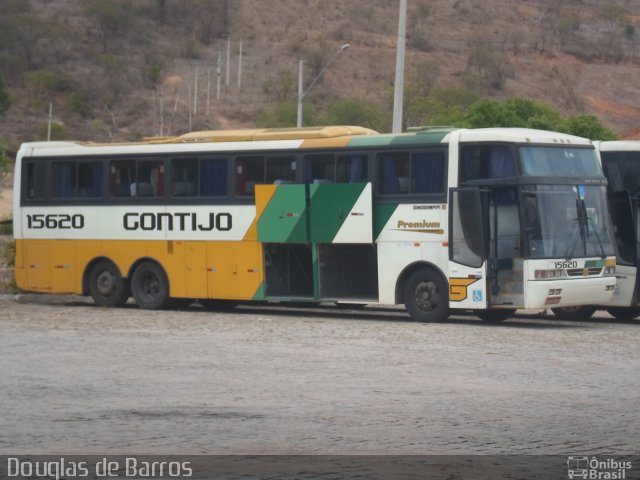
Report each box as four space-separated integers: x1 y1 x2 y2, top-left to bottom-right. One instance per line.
26 214 85 230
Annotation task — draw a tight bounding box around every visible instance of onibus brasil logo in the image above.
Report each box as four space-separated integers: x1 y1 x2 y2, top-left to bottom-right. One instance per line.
567 456 632 479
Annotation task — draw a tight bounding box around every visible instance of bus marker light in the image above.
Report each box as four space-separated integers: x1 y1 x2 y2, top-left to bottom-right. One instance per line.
545 296 561 305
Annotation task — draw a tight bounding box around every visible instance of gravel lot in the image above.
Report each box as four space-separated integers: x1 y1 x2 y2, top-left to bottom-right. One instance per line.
1 296 638 457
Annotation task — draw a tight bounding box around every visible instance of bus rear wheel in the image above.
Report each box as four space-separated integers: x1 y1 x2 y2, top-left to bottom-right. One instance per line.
131 261 169 310
552 305 597 321
605 306 640 321
403 268 449 322
89 260 129 307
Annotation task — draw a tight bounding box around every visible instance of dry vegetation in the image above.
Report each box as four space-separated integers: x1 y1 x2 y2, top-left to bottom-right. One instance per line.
0 0 639 149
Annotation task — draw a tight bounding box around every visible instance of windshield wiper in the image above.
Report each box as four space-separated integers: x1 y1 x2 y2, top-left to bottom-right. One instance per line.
565 194 606 259
582 198 606 258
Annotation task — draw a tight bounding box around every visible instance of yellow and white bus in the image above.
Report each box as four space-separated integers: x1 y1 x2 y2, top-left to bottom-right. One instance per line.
554 140 640 320
13 126 617 322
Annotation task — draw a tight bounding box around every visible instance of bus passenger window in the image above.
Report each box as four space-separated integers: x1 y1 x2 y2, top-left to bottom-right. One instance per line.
78 162 103 198
25 162 47 200
171 158 197 196
412 152 445 194
266 157 296 184
304 154 334 184
137 160 164 197
377 152 409 194
52 162 77 198
110 160 135 197
200 158 227 196
236 157 264 195
337 154 367 183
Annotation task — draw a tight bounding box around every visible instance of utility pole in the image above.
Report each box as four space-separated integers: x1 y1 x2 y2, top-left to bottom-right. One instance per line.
216 51 222 100
225 36 231 87
206 67 211 118
47 102 52 141
237 39 243 90
193 66 199 116
297 60 304 128
392 0 407 133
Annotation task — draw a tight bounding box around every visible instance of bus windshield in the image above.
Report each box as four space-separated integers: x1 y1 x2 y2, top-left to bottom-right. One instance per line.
522 184 615 259
519 146 602 177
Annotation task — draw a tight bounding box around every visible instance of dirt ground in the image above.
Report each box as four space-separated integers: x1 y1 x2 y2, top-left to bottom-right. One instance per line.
1 297 638 460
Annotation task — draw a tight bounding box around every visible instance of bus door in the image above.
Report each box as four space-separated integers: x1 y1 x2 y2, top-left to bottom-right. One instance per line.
255 184 313 299
610 190 638 305
309 183 377 301
449 188 489 310
487 187 524 307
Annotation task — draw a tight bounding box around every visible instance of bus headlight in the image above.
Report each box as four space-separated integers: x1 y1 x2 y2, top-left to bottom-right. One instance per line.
603 266 616 277
534 269 564 279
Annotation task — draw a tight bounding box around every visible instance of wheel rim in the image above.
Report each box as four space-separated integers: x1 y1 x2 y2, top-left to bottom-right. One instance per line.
96 270 116 297
414 280 440 312
140 271 161 300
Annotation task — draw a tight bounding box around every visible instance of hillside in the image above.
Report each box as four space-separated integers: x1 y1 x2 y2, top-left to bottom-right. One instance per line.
1 0 639 149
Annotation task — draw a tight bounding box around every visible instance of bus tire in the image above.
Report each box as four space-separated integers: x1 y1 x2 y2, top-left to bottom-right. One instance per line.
89 260 129 307
131 261 170 310
475 309 516 323
200 299 238 310
552 305 596 321
403 268 449 322
605 306 640 321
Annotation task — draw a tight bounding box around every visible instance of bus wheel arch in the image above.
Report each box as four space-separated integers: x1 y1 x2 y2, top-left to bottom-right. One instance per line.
397 262 449 322
130 258 170 310
85 257 130 307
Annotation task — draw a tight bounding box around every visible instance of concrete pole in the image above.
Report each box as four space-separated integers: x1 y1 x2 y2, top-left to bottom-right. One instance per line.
193 65 199 116
226 36 231 87
392 0 407 133
297 60 303 128
237 39 243 90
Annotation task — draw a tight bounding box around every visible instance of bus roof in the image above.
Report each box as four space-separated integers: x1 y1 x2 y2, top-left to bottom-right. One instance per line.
597 140 640 152
19 126 593 157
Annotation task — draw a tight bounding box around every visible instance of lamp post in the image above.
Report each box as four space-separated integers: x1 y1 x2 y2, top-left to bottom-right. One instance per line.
297 43 350 128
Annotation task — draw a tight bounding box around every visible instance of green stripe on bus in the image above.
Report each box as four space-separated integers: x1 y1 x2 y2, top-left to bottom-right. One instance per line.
309 183 367 243
373 203 399 240
257 184 308 243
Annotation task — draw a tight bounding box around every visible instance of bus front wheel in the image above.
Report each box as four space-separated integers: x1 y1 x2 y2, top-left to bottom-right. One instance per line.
403 268 449 322
89 260 129 307
131 261 170 310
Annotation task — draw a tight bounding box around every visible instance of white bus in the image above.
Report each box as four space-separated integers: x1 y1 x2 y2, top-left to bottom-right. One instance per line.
554 140 640 320
13 126 617 322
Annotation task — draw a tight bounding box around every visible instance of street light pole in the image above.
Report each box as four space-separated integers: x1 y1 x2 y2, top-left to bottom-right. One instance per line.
392 0 407 133
297 43 350 128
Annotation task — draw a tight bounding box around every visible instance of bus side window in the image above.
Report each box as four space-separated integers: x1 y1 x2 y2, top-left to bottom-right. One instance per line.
137 160 164 197
78 162 103 198
236 156 264 196
171 158 197 197
200 158 228 196
337 154 367 183
52 161 77 198
25 161 47 200
377 152 409 194
267 157 296 184
110 160 135 197
412 151 445 194
304 154 334 184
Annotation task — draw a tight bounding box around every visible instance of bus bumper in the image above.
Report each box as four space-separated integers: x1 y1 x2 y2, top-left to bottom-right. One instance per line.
524 277 616 310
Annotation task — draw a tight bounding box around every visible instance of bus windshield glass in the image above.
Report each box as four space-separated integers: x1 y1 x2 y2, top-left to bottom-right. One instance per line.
519 146 602 177
522 184 615 259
